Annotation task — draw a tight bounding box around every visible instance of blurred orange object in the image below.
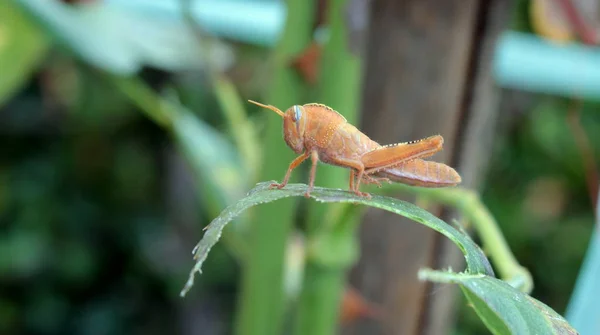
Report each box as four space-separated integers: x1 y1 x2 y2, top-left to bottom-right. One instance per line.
531 0 574 42
340 286 382 324
291 42 322 85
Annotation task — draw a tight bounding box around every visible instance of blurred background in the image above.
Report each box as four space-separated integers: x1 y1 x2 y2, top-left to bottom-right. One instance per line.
1 0 599 334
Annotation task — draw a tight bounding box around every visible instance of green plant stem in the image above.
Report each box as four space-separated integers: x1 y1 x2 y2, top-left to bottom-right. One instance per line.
234 108 298 335
384 184 533 293
306 0 363 233
233 0 315 335
314 2 362 127
294 264 347 335
296 0 363 333
294 203 361 335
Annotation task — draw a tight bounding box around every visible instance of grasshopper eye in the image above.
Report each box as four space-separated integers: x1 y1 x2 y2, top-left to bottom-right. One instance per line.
292 105 302 122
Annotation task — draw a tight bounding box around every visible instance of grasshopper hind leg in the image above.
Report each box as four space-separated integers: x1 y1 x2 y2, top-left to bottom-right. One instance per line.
348 167 372 198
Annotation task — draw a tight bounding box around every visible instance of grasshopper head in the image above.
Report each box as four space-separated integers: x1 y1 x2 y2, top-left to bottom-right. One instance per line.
248 100 306 154
281 105 307 154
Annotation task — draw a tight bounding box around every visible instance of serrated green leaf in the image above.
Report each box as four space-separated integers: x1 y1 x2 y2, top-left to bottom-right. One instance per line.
0 0 49 106
180 182 494 297
179 181 578 335
420 269 578 335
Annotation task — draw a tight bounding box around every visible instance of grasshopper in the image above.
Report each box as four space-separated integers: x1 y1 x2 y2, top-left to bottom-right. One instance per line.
249 100 461 198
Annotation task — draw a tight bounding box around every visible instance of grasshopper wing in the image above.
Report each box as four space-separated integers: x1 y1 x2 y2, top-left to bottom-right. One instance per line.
362 135 443 171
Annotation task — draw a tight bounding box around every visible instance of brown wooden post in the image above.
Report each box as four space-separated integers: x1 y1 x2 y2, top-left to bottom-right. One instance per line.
343 0 512 334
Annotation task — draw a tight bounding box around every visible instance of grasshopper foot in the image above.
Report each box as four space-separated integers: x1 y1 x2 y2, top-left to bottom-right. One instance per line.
304 186 314 198
353 190 372 199
269 182 286 190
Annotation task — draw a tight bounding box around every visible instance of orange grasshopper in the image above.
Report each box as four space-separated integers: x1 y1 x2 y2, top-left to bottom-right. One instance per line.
249 100 461 198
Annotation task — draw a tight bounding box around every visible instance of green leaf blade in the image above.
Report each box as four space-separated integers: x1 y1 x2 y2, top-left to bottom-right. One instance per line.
180 181 578 335
420 269 579 335
180 182 494 297
307 188 494 276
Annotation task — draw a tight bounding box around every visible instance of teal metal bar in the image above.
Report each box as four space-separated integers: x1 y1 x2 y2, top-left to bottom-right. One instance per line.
493 31 600 101
105 0 286 47
564 202 600 335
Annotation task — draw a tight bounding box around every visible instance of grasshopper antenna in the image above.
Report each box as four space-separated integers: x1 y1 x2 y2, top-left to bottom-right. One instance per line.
248 100 284 117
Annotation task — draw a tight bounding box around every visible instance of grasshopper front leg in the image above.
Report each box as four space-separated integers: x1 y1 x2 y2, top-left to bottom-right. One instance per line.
272 151 310 190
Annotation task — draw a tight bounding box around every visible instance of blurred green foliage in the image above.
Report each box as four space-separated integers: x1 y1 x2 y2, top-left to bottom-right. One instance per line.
485 98 598 307
1 1 248 334
455 97 599 334
454 0 600 332
1 118 174 334
0 0 49 106
1 0 597 334
0 54 250 333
